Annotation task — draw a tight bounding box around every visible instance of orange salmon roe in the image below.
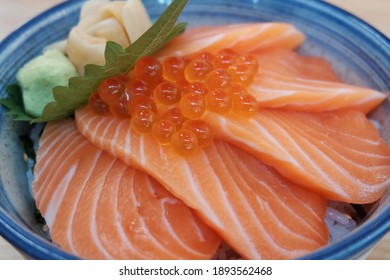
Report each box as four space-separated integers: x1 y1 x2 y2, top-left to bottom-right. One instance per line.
205 68 231 91
89 92 109 115
184 120 213 148
179 80 208 96
193 51 214 62
110 90 130 118
180 92 206 119
162 56 186 82
184 59 213 82
134 56 163 87
98 76 126 105
237 54 259 73
152 119 177 145
231 92 259 117
153 81 181 106
206 88 232 114
131 108 157 134
229 84 248 97
127 94 156 115
128 79 153 96
171 129 198 156
213 49 238 69
228 63 255 87
162 107 187 129
89 48 259 156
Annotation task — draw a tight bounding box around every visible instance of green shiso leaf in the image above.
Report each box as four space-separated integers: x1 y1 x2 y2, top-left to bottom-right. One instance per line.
0 84 34 121
33 0 188 123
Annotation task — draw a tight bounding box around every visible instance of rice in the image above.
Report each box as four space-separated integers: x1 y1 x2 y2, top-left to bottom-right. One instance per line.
326 201 358 242
212 242 242 260
25 123 44 195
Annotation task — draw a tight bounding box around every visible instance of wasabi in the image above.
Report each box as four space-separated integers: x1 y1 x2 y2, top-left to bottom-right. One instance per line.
17 49 77 117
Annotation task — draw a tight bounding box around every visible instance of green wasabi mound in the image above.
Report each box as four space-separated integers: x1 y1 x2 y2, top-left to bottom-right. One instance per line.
17 49 77 117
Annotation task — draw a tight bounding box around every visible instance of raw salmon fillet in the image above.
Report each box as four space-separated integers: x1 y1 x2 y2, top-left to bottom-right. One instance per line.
249 50 387 113
156 23 305 58
157 26 387 113
76 107 329 260
32 120 221 260
201 109 390 204
252 49 342 83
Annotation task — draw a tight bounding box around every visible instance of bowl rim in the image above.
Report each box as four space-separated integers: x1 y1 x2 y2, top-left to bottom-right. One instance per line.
315 0 389 44
0 0 389 260
0 0 85 260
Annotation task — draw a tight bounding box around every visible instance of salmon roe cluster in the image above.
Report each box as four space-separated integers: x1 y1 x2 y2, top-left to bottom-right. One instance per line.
89 48 259 156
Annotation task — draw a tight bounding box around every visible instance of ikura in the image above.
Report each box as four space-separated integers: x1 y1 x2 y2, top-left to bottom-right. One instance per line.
131 108 157 134
110 90 131 118
88 48 260 156
153 81 181 106
161 107 187 129
171 129 198 156
184 59 213 82
197 52 214 61
179 92 206 119
213 49 238 69
134 56 163 87
127 94 157 115
237 54 259 73
152 119 177 145
228 63 255 87
128 79 153 96
183 120 213 148
98 76 127 105
178 80 208 96
205 68 231 91
89 92 109 115
206 88 232 115
231 92 259 117
229 84 259 117
162 56 186 82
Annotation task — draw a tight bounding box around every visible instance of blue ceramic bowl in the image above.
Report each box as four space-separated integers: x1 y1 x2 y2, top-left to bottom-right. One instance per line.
0 0 389 259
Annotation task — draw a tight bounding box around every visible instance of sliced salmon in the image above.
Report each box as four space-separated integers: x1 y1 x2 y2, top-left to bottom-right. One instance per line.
253 49 342 82
155 23 305 58
76 106 329 260
157 25 387 113
250 67 387 114
201 109 390 204
32 120 221 260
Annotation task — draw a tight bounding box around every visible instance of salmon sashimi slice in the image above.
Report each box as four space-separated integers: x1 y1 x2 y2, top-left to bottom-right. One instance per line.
76 106 329 260
32 120 221 260
155 23 305 58
250 71 387 113
158 23 387 113
201 109 390 204
253 49 342 83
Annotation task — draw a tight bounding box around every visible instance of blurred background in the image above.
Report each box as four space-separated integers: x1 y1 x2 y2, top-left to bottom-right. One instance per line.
0 0 389 260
